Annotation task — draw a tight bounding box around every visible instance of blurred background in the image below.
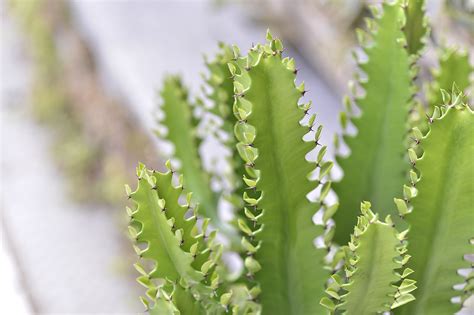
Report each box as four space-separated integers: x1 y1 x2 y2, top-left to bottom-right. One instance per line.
1 0 472 313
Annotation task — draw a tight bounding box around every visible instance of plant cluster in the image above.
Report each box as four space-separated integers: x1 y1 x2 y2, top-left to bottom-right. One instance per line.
125 1 473 314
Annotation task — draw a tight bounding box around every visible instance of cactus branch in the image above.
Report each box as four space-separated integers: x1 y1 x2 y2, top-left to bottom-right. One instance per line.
333 2 412 244
233 31 337 315
396 90 474 314
321 202 415 314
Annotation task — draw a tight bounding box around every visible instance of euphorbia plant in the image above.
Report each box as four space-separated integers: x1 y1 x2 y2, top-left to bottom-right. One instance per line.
125 1 473 314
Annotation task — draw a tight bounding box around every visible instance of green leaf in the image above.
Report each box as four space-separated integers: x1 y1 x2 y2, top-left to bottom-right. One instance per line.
396 98 474 314
233 38 335 314
322 202 415 314
427 48 472 108
157 76 237 242
403 0 429 56
333 2 412 245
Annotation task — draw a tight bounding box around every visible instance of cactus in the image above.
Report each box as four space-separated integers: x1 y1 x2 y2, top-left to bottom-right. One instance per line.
126 1 473 314
403 0 429 56
320 202 415 314
156 77 226 238
332 2 414 244
203 45 247 211
395 91 474 315
126 163 235 314
231 32 337 314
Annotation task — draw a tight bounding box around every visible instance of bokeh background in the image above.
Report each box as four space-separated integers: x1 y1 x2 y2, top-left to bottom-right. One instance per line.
1 0 473 313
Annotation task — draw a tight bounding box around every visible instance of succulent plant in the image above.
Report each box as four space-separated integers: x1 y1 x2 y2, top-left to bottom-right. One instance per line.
125 1 473 314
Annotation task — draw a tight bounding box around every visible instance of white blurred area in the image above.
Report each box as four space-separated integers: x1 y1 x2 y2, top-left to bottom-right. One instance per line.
1 241 33 314
1 5 34 313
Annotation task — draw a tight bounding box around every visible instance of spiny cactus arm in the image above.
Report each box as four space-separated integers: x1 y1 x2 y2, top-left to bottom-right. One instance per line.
126 163 232 314
232 32 337 315
427 48 472 109
158 76 216 220
403 0 429 131
204 44 246 203
403 0 429 56
395 92 474 315
333 2 412 245
205 43 237 129
157 77 237 242
321 202 415 314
